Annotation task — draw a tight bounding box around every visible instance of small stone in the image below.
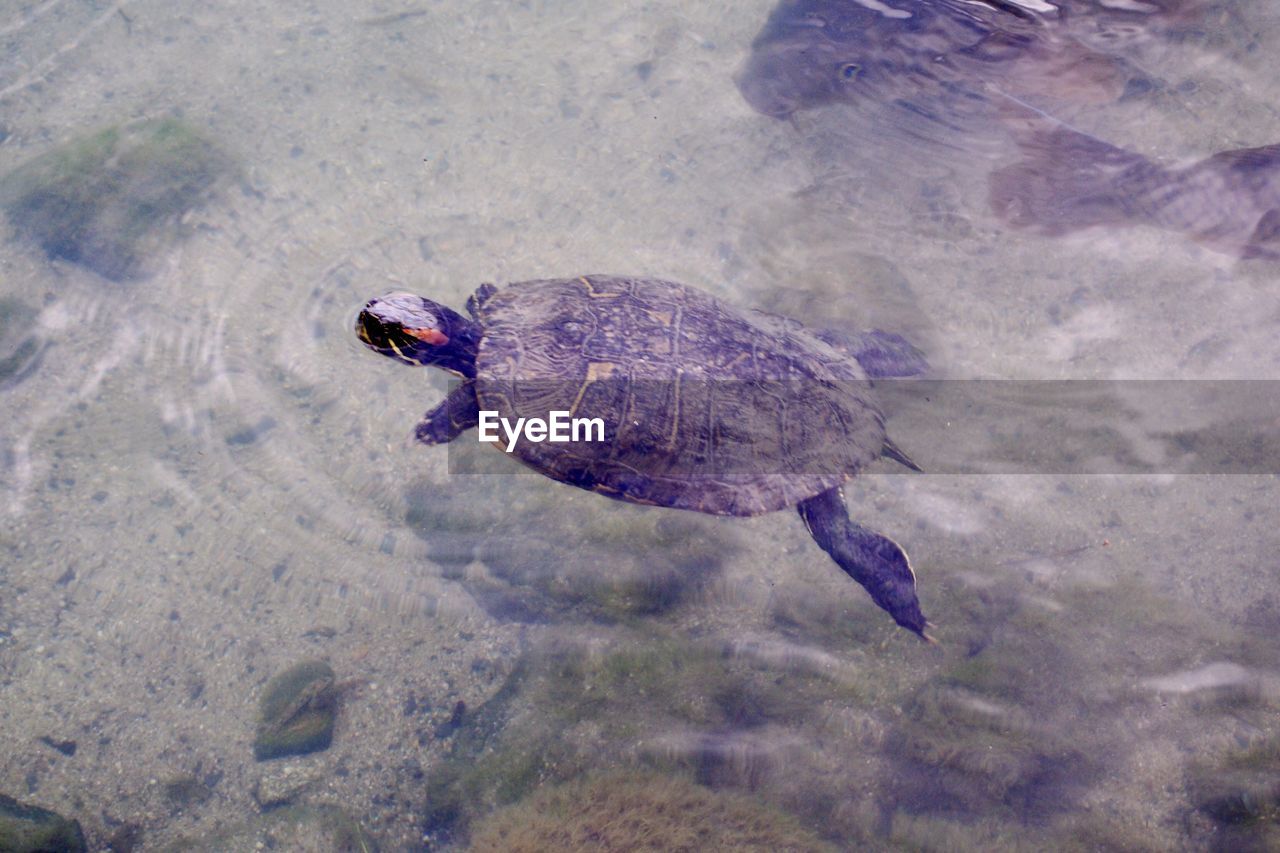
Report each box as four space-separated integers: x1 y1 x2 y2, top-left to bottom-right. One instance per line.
162 773 213 808
253 766 322 809
253 660 338 761
37 736 76 756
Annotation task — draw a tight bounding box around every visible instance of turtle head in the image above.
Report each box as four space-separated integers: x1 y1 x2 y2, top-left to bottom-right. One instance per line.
356 292 479 378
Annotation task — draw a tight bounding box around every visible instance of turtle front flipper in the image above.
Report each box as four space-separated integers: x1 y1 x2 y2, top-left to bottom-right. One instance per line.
797 486 934 642
415 380 481 445
465 283 499 319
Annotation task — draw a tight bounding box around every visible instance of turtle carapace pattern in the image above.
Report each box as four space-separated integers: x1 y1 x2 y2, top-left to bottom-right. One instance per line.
356 274 933 640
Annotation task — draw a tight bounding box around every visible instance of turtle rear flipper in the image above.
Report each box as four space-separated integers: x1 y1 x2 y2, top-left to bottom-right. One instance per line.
882 436 922 473
814 328 929 379
797 486 932 641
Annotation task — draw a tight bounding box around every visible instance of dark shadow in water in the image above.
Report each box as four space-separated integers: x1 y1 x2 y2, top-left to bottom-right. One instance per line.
403 479 729 624
0 298 45 389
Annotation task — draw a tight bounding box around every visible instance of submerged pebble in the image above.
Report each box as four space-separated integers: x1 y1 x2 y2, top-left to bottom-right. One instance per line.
253 660 338 761
0 118 232 281
254 765 323 809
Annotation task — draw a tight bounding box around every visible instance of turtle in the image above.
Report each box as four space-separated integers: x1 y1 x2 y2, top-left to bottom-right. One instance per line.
356 274 933 640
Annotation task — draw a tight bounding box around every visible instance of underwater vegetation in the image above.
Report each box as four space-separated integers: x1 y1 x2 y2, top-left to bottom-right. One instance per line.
466 771 836 852
764 541 1280 849
884 681 1093 820
874 576 1170 830
419 653 548 843
1187 703 1280 848
420 632 870 845
253 659 339 761
0 118 232 280
396 491 1280 849
0 793 86 853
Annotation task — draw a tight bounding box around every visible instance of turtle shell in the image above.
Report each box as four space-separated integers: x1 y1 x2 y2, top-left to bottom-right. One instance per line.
472 275 886 517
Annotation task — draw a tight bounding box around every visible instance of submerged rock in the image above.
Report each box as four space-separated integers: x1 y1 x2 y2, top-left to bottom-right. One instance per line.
161 772 216 811
253 660 338 761
0 118 232 280
0 793 86 853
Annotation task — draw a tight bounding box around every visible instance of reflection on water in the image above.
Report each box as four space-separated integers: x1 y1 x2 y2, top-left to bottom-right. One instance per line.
737 0 1280 258
0 0 1278 849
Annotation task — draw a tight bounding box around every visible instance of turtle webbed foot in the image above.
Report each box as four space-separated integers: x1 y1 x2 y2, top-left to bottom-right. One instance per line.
798 487 933 641
815 328 929 379
858 534 933 642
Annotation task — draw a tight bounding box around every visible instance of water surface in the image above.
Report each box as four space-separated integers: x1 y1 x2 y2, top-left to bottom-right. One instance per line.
1 0 1279 849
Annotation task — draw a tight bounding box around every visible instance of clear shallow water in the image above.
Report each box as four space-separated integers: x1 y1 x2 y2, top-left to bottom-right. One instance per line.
1 0 1279 849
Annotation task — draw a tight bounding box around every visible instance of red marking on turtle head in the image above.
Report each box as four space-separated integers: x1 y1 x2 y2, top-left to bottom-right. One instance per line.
405 327 449 346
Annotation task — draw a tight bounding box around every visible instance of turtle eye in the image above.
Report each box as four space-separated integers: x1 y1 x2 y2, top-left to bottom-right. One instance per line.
840 63 861 81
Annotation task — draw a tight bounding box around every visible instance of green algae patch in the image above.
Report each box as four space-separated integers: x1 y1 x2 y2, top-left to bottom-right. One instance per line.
421 633 868 844
0 793 86 853
0 118 232 281
421 657 561 838
1193 771 1280 826
253 659 338 761
1188 732 1280 847
467 771 836 852
884 682 1093 820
